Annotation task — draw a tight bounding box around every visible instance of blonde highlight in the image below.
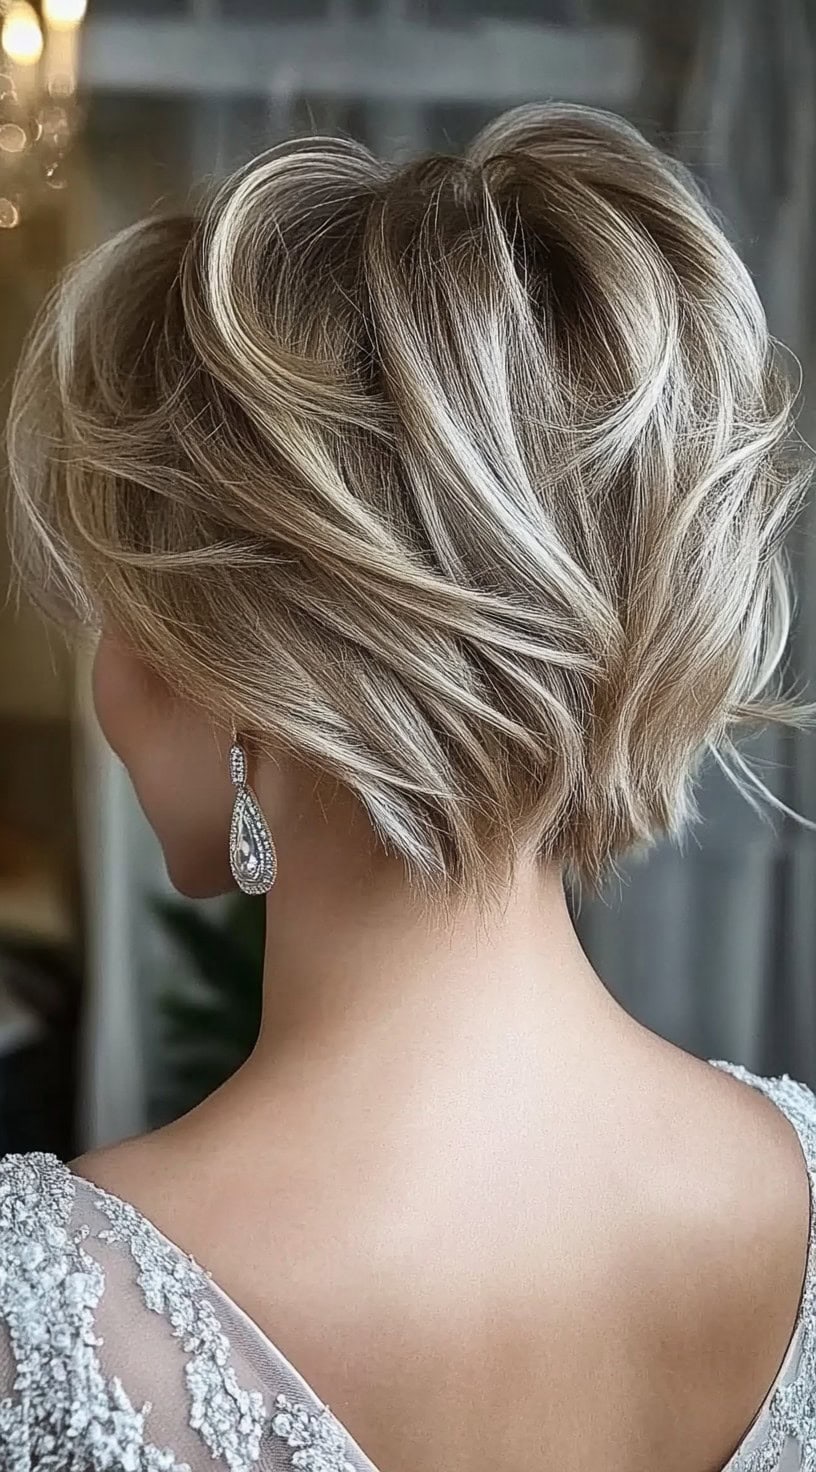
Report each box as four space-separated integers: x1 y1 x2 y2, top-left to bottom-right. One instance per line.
8 103 812 901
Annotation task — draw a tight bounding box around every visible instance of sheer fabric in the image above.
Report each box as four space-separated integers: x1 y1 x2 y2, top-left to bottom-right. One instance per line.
0 1059 812 1472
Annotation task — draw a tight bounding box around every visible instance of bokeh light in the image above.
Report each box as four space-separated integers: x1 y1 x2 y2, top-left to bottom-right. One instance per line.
43 0 88 31
2 4 44 67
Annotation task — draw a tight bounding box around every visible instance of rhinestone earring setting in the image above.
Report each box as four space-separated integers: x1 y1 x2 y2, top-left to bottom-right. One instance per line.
228 740 277 895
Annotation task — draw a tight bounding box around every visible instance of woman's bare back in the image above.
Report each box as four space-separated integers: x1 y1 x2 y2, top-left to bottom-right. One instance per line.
46 1039 812 1472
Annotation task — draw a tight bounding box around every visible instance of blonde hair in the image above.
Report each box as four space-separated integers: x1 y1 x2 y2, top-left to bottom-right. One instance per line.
7 103 811 901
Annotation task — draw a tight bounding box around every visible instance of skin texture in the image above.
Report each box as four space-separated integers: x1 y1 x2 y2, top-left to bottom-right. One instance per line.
92 635 236 898
81 631 812 1472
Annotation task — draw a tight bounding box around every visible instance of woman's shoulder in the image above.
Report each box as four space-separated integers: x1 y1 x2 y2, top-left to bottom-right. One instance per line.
700 1061 816 1468
0 1148 275 1472
707 1059 816 1141
705 1058 815 1318
0 1151 85 1329
0 1151 163 1466
0 1146 75 1225
703 1060 816 1247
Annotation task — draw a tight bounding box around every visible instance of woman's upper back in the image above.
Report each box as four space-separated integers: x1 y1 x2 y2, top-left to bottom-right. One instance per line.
0 1057 812 1472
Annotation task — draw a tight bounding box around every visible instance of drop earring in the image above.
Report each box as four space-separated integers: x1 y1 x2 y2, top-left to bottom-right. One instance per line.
228 736 277 895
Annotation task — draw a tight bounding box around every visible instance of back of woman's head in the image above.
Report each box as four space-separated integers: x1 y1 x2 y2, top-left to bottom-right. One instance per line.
8 102 810 901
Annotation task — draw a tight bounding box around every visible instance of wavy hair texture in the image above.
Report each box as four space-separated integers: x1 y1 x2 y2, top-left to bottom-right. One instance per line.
7 104 812 901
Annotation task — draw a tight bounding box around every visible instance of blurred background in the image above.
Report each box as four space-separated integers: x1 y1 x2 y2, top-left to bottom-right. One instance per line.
0 0 813 1162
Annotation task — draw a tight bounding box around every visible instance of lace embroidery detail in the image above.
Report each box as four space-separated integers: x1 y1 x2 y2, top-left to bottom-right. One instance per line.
271 1393 355 1472
708 1063 816 1472
92 1184 267 1472
0 1152 187 1472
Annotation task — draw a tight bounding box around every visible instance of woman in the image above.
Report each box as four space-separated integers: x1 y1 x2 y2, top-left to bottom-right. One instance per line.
0 103 813 1472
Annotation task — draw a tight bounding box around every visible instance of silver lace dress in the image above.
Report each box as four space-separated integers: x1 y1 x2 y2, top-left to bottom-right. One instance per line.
0 1060 812 1472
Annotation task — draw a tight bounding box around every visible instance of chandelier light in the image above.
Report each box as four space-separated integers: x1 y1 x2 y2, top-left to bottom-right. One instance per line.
0 0 85 227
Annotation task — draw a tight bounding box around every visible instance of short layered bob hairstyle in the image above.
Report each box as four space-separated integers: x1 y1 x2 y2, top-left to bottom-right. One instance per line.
7 103 811 901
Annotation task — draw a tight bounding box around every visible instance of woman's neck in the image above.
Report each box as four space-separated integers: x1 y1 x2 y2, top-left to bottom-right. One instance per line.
241 837 632 1129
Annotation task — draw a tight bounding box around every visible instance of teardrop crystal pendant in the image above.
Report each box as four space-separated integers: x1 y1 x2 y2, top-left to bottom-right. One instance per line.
228 741 277 895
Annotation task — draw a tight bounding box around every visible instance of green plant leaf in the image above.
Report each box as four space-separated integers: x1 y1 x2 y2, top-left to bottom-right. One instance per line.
151 893 265 1117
